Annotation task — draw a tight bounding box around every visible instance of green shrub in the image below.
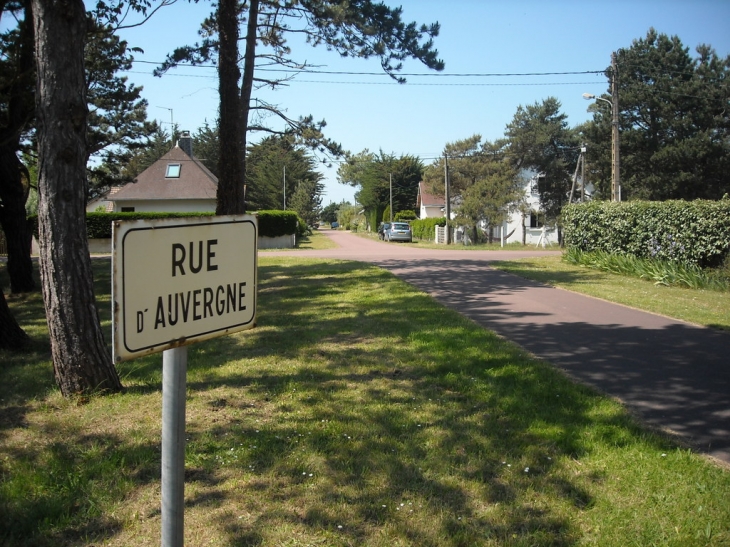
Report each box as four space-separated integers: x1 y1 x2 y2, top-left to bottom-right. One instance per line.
29 210 300 240
563 200 730 268
410 217 446 240
255 210 299 238
395 210 417 221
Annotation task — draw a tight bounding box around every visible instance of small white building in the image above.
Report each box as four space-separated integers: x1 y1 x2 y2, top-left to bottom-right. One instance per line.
416 181 446 219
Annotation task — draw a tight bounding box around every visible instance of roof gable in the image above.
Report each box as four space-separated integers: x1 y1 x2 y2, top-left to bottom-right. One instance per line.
416 181 445 208
112 146 218 201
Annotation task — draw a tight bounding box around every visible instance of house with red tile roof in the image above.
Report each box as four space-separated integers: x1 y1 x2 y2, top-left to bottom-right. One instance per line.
416 181 445 219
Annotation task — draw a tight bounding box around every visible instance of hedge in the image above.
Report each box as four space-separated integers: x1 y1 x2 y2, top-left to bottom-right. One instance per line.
562 200 730 268
29 210 300 240
411 217 446 240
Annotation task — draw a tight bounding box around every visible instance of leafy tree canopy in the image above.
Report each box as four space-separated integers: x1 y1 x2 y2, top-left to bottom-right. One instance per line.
338 149 422 227
423 136 522 237
320 201 342 224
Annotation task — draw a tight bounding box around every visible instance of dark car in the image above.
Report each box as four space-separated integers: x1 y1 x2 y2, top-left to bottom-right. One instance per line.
385 222 412 242
377 222 391 240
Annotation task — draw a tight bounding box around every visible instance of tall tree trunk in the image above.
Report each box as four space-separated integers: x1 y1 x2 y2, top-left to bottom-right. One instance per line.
32 0 122 395
216 0 243 215
0 0 37 294
0 143 36 293
237 0 259 213
0 287 28 350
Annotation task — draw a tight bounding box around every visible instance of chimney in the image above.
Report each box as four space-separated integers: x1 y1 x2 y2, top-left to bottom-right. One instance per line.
178 130 193 157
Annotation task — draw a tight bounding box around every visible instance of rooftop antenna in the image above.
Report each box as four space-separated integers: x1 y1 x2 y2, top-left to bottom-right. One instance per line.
157 106 174 145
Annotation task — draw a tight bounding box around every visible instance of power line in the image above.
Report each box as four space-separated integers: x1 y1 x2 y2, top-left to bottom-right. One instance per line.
131 59 605 78
124 69 603 87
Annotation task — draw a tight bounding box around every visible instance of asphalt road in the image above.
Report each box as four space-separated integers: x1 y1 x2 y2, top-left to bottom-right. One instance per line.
265 229 730 465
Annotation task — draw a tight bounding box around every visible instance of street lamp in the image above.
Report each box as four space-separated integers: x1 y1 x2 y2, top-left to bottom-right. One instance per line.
583 92 620 202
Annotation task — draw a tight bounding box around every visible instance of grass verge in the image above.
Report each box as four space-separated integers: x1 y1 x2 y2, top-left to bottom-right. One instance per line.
492 255 730 331
1 257 728 546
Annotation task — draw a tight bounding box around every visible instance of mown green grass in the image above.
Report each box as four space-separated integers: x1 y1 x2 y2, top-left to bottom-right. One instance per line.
492 255 730 331
1 257 728 546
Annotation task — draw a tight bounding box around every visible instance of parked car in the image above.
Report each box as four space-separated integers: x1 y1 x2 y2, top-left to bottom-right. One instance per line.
385 222 412 243
377 222 391 240
331 222 339 229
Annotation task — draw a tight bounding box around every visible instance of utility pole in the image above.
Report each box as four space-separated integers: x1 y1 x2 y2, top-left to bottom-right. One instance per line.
581 144 586 202
444 156 451 245
610 51 621 202
283 165 286 210
389 173 393 222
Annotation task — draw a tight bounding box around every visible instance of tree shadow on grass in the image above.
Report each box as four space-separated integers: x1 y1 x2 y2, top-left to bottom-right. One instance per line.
2 258 720 546
158 260 673 545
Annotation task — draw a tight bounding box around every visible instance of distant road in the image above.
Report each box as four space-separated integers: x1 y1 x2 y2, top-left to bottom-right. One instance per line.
265 230 730 464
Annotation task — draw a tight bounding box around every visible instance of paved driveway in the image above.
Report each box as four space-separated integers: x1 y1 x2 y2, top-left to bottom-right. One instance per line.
264 230 730 464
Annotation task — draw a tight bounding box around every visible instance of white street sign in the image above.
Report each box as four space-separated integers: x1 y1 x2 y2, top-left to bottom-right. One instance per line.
112 215 257 362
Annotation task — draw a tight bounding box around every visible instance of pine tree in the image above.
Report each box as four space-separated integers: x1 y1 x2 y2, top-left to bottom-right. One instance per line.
157 0 443 215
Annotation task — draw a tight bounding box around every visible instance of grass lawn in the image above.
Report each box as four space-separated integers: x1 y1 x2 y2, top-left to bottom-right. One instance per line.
492 255 730 331
1 257 728 546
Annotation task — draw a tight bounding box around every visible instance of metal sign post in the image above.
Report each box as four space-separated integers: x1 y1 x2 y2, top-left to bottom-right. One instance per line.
111 215 257 547
161 346 187 547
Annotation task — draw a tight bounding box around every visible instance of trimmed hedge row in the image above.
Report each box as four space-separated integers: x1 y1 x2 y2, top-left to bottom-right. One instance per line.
411 217 446 240
562 200 730 268
30 210 300 240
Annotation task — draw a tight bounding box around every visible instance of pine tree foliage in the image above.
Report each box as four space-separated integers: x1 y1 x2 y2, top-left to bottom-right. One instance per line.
246 135 324 211
602 29 730 200
580 29 730 201
505 97 579 221
156 0 444 214
288 178 324 228
85 18 157 195
118 124 180 181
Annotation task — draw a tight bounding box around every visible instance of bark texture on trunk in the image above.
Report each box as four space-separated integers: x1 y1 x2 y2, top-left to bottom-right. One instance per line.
216 0 243 215
32 0 122 395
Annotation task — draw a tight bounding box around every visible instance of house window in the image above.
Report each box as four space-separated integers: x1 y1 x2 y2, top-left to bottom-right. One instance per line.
166 163 181 178
529 211 545 228
121 207 135 212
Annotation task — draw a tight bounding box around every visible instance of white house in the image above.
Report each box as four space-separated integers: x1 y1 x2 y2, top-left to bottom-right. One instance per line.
498 171 560 247
431 170 592 247
486 170 594 247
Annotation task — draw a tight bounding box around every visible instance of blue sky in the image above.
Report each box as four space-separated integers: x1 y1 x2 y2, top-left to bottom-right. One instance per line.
63 1 730 203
